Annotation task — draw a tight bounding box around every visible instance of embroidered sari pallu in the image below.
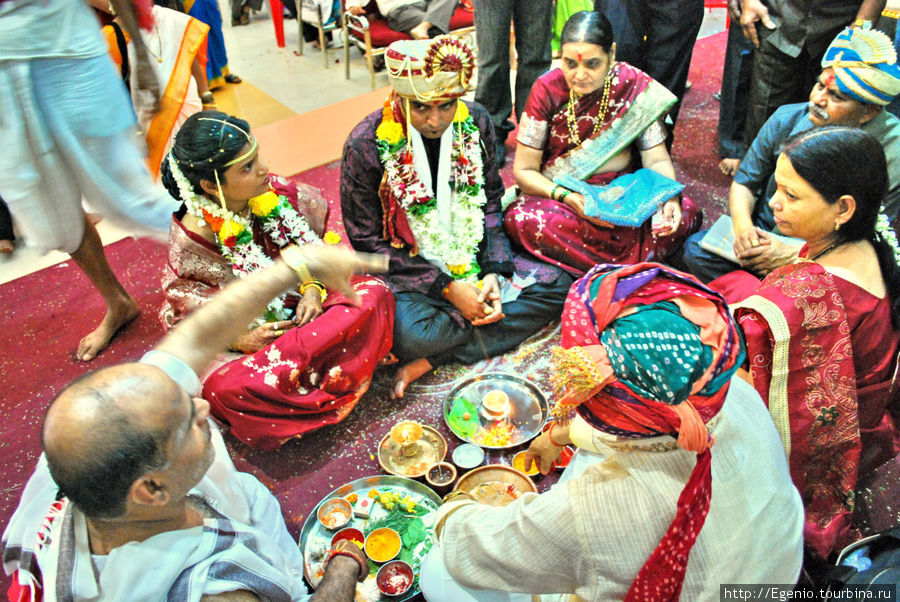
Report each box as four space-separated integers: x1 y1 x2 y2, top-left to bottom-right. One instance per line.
161 180 395 449
103 6 209 179
505 63 701 275
733 261 900 559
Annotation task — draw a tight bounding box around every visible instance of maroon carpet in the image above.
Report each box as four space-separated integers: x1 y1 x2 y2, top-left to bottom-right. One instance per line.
1 30 896 594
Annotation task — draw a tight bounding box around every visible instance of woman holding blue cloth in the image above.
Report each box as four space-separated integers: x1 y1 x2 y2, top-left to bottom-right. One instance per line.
504 10 701 275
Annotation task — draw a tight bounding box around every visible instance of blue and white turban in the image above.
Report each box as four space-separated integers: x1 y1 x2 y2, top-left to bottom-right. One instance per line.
821 27 900 106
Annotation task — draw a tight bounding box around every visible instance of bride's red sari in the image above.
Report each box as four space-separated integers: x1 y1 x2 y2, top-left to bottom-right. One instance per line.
160 177 395 449
727 260 900 558
504 63 702 275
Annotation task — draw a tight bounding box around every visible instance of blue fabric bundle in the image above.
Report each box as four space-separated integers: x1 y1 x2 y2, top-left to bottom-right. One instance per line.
554 168 683 227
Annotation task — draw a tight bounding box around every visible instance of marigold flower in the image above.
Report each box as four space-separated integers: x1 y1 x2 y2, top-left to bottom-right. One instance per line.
376 119 405 145
323 231 342 245
218 219 245 246
453 101 469 123
248 190 280 216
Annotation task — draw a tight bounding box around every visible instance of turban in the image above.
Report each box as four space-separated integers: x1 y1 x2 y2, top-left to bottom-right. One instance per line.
552 263 745 602
821 27 900 106
385 37 475 101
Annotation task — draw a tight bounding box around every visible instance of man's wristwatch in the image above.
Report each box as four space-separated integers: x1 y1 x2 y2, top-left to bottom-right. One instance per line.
280 245 314 285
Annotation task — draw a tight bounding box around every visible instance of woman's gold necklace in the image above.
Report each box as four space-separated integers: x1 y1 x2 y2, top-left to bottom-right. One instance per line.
566 70 612 146
145 25 164 63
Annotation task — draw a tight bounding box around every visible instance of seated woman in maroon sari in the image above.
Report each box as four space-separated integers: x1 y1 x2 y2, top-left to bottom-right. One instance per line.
712 127 900 560
159 112 395 449
504 10 701 275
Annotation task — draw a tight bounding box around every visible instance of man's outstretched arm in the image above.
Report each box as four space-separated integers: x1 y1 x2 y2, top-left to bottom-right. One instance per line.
154 245 387 376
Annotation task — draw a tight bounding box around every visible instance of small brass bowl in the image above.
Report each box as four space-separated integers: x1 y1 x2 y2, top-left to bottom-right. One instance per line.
512 451 540 476
376 559 414 596
317 497 352 531
365 527 402 563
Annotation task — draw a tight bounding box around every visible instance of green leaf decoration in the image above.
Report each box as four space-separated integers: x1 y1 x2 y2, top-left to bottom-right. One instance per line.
447 396 478 438
407 198 437 216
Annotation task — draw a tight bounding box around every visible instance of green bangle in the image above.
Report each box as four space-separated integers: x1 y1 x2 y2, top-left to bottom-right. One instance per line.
557 189 571 203
550 184 561 201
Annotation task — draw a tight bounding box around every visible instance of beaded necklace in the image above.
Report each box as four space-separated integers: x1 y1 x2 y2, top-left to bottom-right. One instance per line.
566 68 613 146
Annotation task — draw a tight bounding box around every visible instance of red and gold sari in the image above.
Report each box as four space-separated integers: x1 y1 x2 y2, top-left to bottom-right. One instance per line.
732 261 900 558
504 63 701 275
160 178 395 449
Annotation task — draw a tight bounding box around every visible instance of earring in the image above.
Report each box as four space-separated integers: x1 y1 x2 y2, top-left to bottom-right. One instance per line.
835 222 841 232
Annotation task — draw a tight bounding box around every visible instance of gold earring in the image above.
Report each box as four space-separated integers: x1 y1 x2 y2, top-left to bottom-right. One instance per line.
835 222 841 231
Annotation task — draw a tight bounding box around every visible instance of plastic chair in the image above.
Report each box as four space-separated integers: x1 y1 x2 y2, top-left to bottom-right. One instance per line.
342 1 475 89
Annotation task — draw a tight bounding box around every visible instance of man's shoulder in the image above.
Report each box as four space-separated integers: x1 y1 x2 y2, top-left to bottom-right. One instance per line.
865 109 900 145
767 102 810 133
345 107 384 148
464 100 491 126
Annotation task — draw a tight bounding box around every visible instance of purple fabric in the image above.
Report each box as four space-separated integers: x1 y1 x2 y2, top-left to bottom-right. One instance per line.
339 102 562 326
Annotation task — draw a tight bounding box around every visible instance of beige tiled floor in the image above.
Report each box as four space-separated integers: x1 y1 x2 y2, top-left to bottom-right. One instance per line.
0 5 727 284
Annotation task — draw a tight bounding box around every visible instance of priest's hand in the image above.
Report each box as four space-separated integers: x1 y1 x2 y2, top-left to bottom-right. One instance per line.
231 320 293 354
295 287 324 326
523 425 568 476
471 274 504 326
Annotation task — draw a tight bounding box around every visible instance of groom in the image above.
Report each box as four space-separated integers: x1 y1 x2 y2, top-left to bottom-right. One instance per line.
340 37 572 397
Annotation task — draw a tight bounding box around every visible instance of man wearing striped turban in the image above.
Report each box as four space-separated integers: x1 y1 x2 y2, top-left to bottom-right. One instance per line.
420 263 804 601
684 26 900 284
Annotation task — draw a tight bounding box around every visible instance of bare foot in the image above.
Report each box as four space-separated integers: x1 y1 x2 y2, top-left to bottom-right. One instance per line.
0 239 13 254
409 22 431 40
76 296 139 361
391 358 432 399
718 157 741 176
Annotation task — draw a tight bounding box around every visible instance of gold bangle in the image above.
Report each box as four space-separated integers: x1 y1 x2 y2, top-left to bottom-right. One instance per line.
299 279 327 303
280 245 314 285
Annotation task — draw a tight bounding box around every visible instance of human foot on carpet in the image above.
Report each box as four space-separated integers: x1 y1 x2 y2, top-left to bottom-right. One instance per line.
392 358 432 399
76 296 139 361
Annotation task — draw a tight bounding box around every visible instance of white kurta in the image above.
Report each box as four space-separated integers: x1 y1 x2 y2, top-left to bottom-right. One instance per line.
2 352 312 601
421 377 805 601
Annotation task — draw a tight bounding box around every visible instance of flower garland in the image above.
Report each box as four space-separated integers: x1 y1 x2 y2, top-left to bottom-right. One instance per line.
167 155 322 320
876 209 900 266
376 97 487 280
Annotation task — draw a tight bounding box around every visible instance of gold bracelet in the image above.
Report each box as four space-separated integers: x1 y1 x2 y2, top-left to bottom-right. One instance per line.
299 279 327 303
280 245 314 285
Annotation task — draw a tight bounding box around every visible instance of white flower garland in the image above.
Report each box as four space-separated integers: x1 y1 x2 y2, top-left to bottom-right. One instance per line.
378 112 488 279
876 209 900 266
167 155 320 320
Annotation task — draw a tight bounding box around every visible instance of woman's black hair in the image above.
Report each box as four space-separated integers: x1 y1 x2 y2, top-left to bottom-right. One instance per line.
560 11 614 52
160 111 252 202
781 125 900 322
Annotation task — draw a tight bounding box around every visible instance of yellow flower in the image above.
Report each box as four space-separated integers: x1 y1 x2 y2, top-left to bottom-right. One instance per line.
453 101 469 123
217 219 245 243
447 263 469 275
247 190 280 217
323 231 342 245
376 119 405 145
